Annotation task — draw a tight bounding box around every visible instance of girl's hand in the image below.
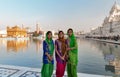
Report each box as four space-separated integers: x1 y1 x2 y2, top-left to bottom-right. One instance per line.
61 56 65 61
50 56 53 61
48 55 53 61
67 48 71 51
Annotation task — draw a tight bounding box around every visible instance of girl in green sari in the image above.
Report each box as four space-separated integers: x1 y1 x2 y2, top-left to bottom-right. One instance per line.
41 31 54 77
67 28 78 77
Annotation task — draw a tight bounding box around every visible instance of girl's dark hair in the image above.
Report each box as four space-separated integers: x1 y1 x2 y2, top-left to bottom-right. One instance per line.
67 28 73 33
46 31 52 35
58 30 64 35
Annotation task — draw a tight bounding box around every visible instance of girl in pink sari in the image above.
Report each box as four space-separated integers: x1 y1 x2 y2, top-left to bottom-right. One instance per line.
55 31 67 77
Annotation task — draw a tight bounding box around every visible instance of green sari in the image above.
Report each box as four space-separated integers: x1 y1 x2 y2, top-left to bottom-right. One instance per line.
67 33 78 77
41 33 54 77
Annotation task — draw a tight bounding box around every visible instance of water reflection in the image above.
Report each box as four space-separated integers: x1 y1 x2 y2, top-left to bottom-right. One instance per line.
0 39 7 47
7 40 29 52
32 38 42 52
4 38 42 52
90 40 120 76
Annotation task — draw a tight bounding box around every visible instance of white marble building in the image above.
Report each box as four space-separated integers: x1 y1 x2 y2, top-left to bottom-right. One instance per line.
88 2 120 37
0 30 7 37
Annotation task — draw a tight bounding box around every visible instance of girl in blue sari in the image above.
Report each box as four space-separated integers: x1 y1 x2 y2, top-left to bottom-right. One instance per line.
41 31 54 77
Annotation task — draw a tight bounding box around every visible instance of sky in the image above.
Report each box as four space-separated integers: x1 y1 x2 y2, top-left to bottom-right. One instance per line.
0 0 120 33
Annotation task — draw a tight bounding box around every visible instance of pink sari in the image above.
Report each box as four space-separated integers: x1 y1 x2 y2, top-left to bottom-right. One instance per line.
56 62 66 77
55 40 67 77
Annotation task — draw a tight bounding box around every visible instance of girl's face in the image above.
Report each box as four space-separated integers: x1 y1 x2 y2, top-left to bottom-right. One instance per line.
68 30 73 37
58 32 64 39
48 33 52 39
